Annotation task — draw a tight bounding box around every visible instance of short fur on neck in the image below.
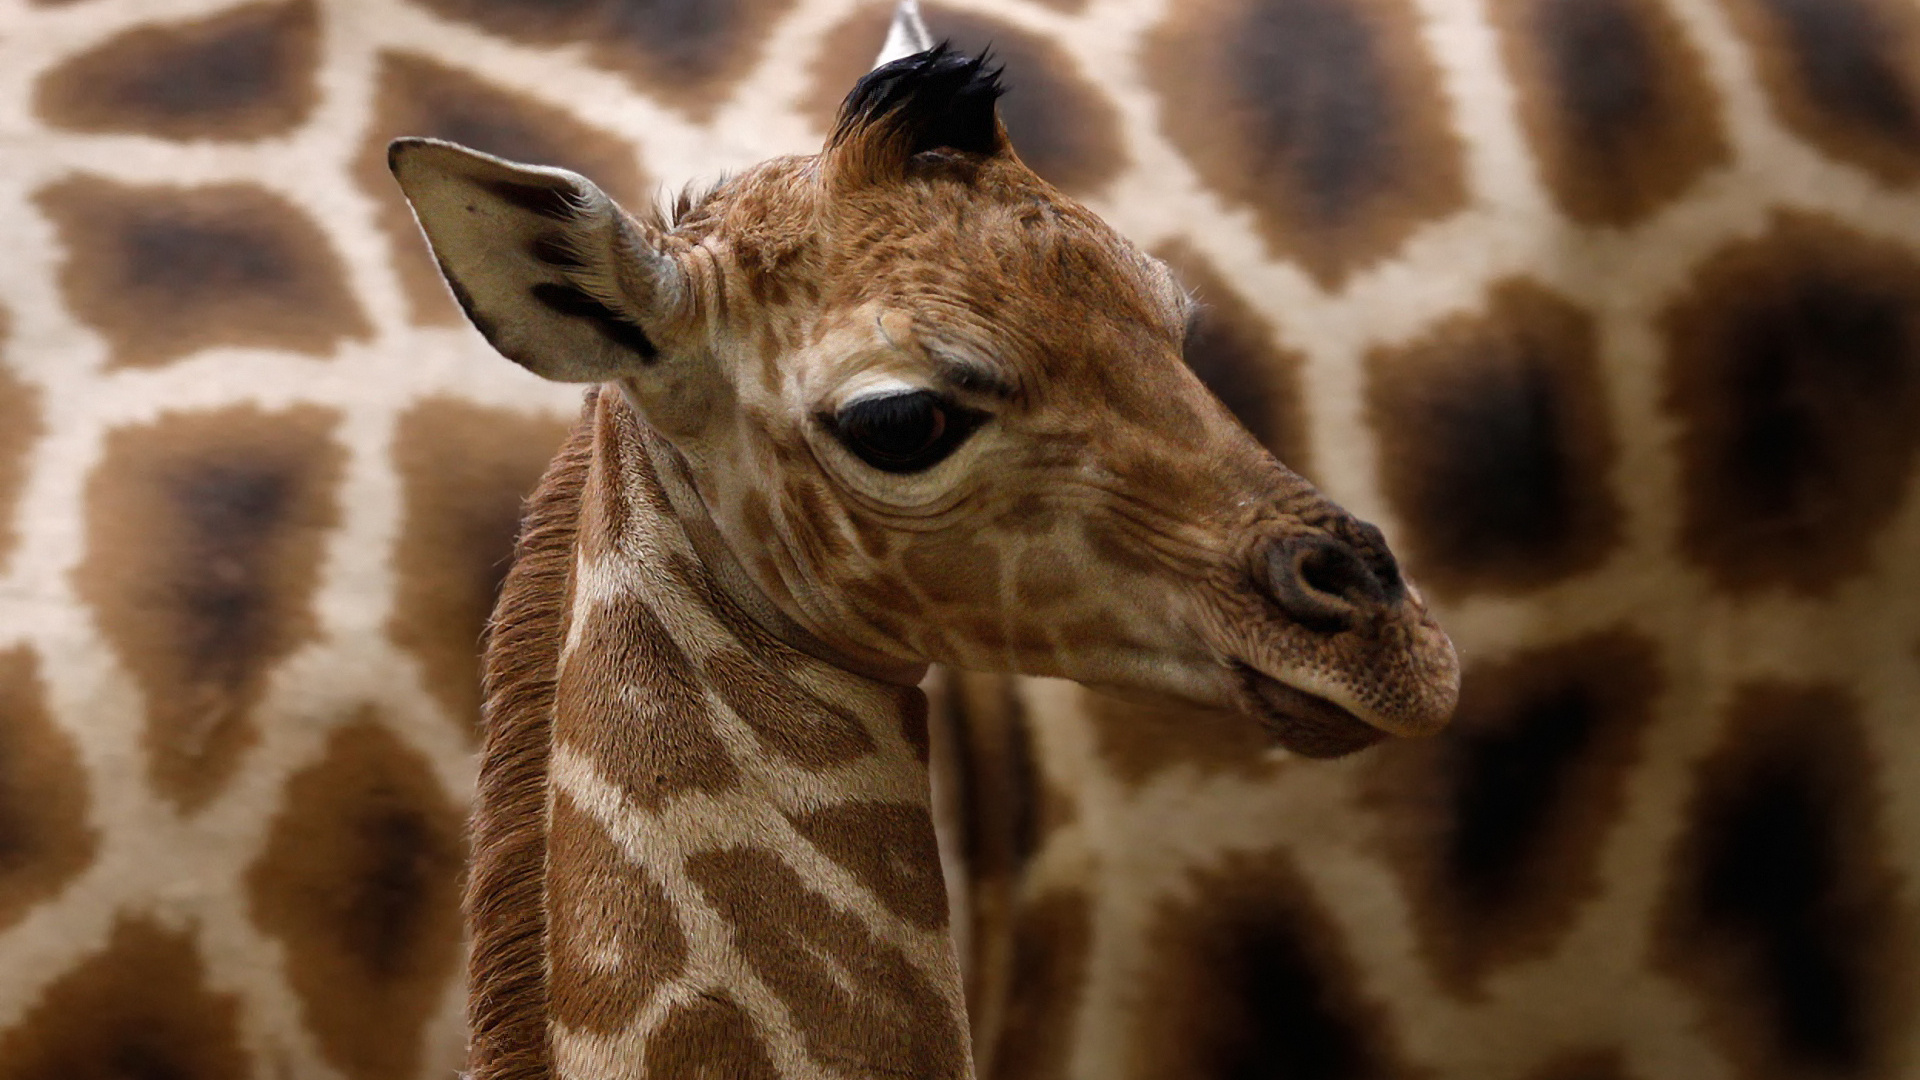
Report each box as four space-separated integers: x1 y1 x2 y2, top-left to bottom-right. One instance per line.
470 390 970 1079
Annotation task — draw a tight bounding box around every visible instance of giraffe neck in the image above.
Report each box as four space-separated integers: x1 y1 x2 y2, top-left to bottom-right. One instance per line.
473 389 972 1080
617 382 928 688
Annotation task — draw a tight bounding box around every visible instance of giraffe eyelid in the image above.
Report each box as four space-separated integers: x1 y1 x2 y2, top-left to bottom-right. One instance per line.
927 346 1016 402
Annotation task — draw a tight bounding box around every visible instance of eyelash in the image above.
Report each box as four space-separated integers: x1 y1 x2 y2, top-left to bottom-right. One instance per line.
826 390 987 474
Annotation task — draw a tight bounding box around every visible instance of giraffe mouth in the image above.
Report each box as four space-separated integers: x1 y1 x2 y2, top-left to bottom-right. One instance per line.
1236 666 1387 759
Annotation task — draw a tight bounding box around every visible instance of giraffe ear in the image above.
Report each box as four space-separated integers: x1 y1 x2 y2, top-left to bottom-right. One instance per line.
388 137 685 384
825 44 1010 189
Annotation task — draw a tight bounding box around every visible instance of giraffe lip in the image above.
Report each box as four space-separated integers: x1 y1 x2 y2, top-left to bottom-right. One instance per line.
1236 666 1387 759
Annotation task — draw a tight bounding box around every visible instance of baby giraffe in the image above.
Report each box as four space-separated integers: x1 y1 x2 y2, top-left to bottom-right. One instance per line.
392 45 1458 1080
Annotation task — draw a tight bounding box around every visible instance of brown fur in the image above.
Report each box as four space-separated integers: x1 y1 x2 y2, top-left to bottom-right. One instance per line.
465 390 597 1080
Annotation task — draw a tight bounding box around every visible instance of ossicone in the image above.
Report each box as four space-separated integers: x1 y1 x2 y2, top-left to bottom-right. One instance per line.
827 44 1010 186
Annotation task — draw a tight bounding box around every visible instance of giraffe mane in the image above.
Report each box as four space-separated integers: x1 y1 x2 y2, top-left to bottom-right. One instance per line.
465 390 597 1080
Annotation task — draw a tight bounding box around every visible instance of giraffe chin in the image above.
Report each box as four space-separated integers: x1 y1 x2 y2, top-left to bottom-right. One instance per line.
1239 667 1388 759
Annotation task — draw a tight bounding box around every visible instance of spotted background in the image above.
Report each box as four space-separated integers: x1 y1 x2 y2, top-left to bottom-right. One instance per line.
1 0 1918 1077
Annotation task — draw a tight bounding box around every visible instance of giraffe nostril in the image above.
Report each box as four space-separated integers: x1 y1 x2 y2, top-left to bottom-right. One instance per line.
1266 535 1389 633
1299 541 1378 604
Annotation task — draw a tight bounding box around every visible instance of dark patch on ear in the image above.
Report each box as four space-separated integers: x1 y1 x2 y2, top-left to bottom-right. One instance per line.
1489 0 1727 224
1365 631 1661 993
1157 241 1313 476
1723 0 1920 183
0 647 97 935
245 715 466 1080
479 177 578 221
356 51 646 325
528 283 659 360
0 917 251 1079
76 405 345 811
36 175 371 369
404 0 797 119
529 233 587 268
437 264 497 342
1126 849 1414 1080
387 399 569 734
1654 683 1910 1080
833 43 1007 158
34 0 319 141
1366 280 1620 597
1661 212 1920 593
1144 0 1469 287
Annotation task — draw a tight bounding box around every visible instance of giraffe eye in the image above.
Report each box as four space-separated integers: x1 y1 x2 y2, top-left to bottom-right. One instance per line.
830 390 985 474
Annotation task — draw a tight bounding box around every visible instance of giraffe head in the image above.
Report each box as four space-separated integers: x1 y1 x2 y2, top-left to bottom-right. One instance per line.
391 47 1457 756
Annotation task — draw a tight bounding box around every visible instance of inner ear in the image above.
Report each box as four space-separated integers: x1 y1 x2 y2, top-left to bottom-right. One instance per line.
389 137 684 383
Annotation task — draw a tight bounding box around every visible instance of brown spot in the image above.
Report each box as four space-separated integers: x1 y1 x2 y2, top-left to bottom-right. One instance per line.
1144 0 1469 288
77 405 344 811
34 0 318 141
1661 212 1920 593
990 891 1093 1080
845 573 925 640
1127 848 1418 1080
1489 0 1726 225
1078 515 1165 579
1086 686 1287 788
0 309 42 571
685 847 966 1078
355 52 647 325
1653 683 1912 1080
1364 631 1661 994
388 400 569 735
1367 280 1620 597
1158 241 1313 475
37 176 369 369
405 0 794 120
545 790 686 1034
0 648 96 934
805 4 1126 194
1009 544 1080 607
790 802 947 930
781 478 851 563
903 530 1002 606
246 716 465 1080
643 994 778 1079
1721 0 1920 184
555 591 739 810
1525 1048 1634 1080
0 917 250 1080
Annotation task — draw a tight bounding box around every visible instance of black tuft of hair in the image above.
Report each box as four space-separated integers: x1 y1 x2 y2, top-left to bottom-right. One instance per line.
833 43 1007 157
